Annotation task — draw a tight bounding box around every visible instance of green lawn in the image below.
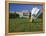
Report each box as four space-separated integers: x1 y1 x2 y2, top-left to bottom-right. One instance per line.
9 18 43 32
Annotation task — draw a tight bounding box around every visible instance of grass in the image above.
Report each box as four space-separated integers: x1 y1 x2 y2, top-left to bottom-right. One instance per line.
9 18 43 32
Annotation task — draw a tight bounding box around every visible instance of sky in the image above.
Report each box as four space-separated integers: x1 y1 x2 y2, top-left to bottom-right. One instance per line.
9 3 43 12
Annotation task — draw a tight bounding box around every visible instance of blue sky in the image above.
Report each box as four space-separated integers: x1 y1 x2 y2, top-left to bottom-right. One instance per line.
9 3 43 12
